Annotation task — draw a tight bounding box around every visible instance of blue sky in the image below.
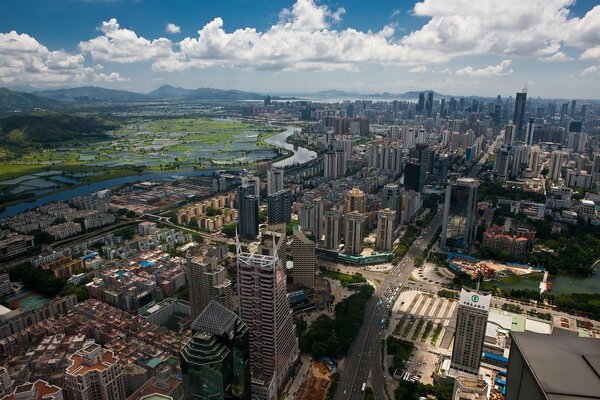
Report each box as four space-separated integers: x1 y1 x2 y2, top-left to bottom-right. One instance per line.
1 0 600 98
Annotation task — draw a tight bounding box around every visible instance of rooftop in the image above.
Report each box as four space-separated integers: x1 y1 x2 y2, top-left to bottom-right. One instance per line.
510 332 600 399
66 344 118 376
191 300 238 336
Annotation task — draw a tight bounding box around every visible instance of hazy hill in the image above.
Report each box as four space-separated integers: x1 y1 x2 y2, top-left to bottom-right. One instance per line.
147 85 279 100
0 113 117 143
0 87 60 111
34 86 147 103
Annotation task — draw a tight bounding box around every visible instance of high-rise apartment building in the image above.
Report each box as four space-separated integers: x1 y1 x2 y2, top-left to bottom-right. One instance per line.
267 189 291 225
323 209 343 251
441 178 479 251
266 168 284 196
237 183 259 239
513 91 527 142
344 188 366 213
236 246 298 400
298 197 323 240
375 209 396 252
343 211 366 256
64 344 126 400
291 227 316 288
182 301 250 400
450 289 491 375
187 256 232 318
549 150 564 182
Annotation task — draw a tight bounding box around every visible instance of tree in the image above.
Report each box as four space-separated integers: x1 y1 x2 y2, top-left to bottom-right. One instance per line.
222 222 238 238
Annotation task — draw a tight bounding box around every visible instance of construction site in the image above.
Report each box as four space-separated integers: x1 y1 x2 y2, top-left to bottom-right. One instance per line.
295 361 334 400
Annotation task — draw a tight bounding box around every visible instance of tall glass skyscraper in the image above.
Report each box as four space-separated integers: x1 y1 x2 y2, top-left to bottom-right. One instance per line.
441 178 479 250
513 91 527 142
238 183 259 239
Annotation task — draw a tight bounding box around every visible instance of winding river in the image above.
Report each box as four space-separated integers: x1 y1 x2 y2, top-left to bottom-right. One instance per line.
0 126 315 218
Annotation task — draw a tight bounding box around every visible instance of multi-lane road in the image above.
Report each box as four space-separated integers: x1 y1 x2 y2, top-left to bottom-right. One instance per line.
334 139 496 400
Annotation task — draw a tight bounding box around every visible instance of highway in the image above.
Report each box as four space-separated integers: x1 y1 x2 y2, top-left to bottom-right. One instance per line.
334 139 496 400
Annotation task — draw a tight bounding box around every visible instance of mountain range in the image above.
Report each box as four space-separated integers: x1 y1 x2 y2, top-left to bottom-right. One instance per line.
0 85 455 111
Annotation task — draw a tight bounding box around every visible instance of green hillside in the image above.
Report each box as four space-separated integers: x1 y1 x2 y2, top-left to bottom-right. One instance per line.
0 113 117 143
0 87 60 111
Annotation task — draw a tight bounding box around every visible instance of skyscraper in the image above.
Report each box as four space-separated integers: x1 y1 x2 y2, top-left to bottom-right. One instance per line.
450 288 491 376
344 211 366 256
258 225 287 270
344 188 366 213
549 150 564 182
267 189 292 225
64 343 126 400
426 91 434 117
504 124 515 145
236 245 298 400
266 168 284 196
382 183 402 217
525 117 535 146
237 183 259 239
441 178 479 250
298 197 324 240
291 227 316 288
416 92 425 113
182 301 250 400
323 209 343 251
187 255 233 318
513 91 527 142
376 208 396 252
404 158 425 192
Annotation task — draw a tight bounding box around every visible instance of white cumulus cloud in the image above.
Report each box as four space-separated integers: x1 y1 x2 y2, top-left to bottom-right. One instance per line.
0 31 125 86
408 65 427 73
165 23 181 34
456 60 513 77
580 65 599 77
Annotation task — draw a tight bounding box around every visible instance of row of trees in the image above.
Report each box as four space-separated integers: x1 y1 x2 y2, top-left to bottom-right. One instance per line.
299 285 374 358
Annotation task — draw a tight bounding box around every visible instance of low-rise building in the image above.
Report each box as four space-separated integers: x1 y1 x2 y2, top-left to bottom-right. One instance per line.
0 234 35 259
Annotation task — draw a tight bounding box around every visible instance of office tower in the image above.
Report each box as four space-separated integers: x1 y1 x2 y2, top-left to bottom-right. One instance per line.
504 124 515 145
494 148 510 182
450 289 491 376
525 118 535 146
343 211 366 256
581 103 587 117
344 188 366 213
258 225 287 269
323 209 342 251
426 91 433 117
298 197 323 240
404 159 425 192
182 301 250 400
441 178 479 250
570 99 576 118
266 168 284 196
64 343 126 400
410 143 435 174
416 92 425 113
376 209 396 252
267 189 291 225
237 183 259 239
448 97 457 115
549 150 563 182
382 183 402 215
236 246 298 399
513 91 527 142
188 256 233 318
291 227 316 288
506 332 600 400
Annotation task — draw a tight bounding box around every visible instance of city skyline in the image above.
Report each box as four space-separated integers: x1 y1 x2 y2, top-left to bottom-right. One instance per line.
0 0 599 98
